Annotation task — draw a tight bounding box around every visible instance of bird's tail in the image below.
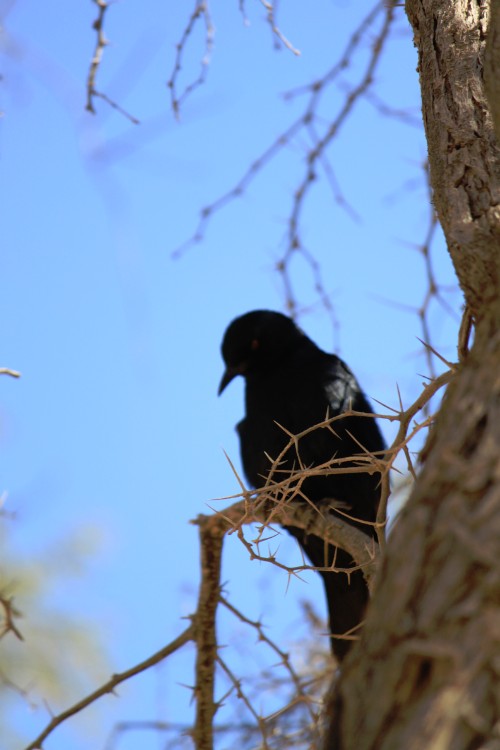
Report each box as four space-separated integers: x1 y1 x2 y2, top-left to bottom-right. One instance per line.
285 529 369 663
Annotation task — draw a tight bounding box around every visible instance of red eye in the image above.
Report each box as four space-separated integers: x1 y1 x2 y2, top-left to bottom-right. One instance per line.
251 338 259 350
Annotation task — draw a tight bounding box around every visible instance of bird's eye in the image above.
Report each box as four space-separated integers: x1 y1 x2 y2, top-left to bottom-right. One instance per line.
251 338 260 351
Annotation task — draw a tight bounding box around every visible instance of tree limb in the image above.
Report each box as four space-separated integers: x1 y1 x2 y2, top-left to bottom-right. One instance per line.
484 1 500 144
194 498 379 591
193 523 223 750
323 3 500 747
406 0 500 321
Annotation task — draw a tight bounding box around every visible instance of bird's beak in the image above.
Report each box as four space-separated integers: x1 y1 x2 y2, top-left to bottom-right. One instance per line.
218 365 243 396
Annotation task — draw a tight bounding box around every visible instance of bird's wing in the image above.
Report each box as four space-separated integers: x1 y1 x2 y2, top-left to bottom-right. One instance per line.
322 357 360 415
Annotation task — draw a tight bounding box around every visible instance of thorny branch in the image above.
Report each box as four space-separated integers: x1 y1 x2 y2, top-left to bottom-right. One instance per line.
404 163 460 384
219 596 318 725
183 355 454 746
215 600 323 750
23 504 328 750
196 494 380 590
21 357 456 749
23 625 195 750
213 598 327 749
204 354 454 567
27 3 464 745
376 367 455 541
217 655 263 727
104 718 277 748
194 523 222 750
174 2 399 320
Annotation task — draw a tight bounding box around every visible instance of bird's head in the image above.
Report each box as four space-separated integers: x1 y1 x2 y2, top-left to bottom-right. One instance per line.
218 310 304 395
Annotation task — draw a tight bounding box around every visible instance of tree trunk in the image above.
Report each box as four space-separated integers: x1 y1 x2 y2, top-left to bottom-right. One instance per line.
327 2 500 747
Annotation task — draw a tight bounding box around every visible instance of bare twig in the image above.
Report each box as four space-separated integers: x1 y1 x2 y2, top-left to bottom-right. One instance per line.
279 4 395 318
85 0 139 122
86 0 109 114
23 625 195 750
0 595 23 640
405 163 460 386
258 0 300 56
167 0 215 118
364 90 422 127
220 596 319 724
90 90 140 125
172 118 305 259
174 2 397 318
0 368 20 377
376 367 454 537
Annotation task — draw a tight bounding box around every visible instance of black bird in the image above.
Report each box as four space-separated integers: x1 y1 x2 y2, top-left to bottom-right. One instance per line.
219 310 385 662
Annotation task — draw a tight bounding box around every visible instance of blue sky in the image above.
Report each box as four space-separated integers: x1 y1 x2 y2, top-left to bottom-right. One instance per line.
0 2 460 748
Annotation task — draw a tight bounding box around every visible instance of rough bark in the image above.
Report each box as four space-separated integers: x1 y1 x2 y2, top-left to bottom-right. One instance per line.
484 0 500 144
407 0 500 320
328 335 500 750
325 2 500 748
194 524 223 750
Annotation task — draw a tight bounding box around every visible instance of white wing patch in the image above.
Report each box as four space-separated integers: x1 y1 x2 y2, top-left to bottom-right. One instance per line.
323 360 359 414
